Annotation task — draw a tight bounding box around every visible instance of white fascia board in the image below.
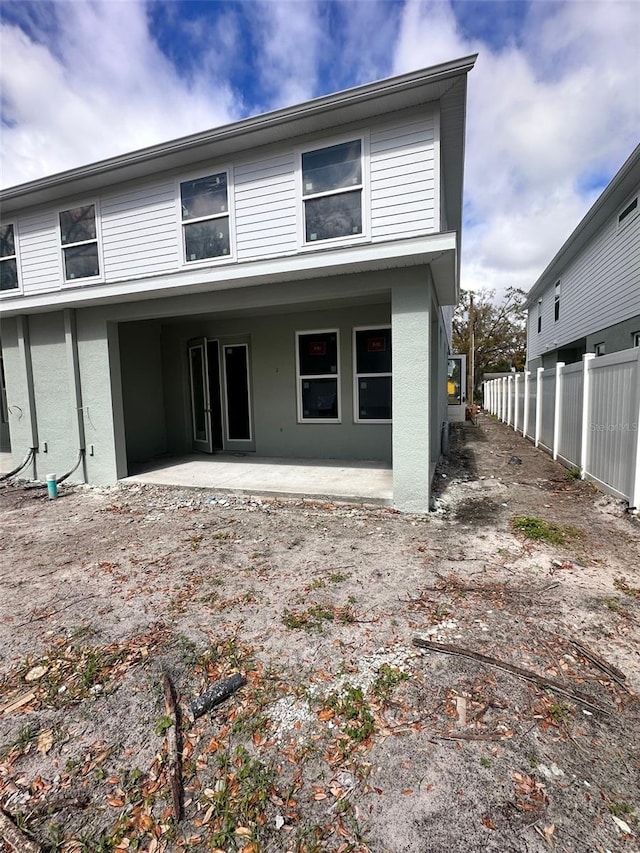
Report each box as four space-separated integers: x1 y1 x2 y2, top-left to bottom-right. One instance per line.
0 232 457 317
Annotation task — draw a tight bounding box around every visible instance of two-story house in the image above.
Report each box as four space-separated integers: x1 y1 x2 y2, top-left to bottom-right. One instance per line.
525 144 640 370
0 55 476 512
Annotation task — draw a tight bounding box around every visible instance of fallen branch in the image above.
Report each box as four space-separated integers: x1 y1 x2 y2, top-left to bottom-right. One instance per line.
569 638 629 692
412 638 610 715
0 810 42 853
436 731 509 741
162 672 182 822
188 673 247 721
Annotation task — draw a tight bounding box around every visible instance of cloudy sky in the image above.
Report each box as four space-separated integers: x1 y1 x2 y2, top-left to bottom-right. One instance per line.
1 0 639 299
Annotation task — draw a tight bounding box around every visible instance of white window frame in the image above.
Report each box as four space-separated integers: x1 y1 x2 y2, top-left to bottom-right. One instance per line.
296 133 370 250
594 341 606 356
295 329 341 424
554 281 560 322
617 194 638 232
58 201 103 286
537 299 543 333
177 167 236 267
0 221 22 296
632 331 640 348
353 326 392 424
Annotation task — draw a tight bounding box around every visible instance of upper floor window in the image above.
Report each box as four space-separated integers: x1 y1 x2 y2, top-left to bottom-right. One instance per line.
181 173 230 262
354 327 391 422
60 204 100 280
537 299 542 333
554 281 560 322
302 140 363 243
618 196 638 230
0 224 19 291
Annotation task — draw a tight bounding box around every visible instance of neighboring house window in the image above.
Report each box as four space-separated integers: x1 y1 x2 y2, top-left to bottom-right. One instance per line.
0 223 19 291
296 330 340 422
618 196 638 230
594 342 606 356
633 331 640 347
59 204 100 280
554 281 560 322
301 140 363 243
354 327 391 422
180 172 230 262
537 299 542 333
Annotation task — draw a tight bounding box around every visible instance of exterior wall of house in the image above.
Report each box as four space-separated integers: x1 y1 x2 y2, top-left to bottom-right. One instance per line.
585 313 640 354
527 188 640 365
3 107 438 304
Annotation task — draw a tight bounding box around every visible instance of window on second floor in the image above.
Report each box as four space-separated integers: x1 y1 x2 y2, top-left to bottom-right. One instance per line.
618 195 638 230
301 140 363 244
60 204 100 280
554 281 560 322
0 224 19 291
180 172 230 262
537 299 542 333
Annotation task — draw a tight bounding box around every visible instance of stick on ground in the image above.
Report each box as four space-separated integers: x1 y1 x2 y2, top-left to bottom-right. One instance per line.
162 672 182 822
412 638 610 715
0 810 42 853
188 673 247 721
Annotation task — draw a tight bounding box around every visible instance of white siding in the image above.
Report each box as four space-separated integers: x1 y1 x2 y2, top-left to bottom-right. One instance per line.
370 114 435 240
17 211 61 294
234 154 297 260
101 181 179 279
528 196 640 360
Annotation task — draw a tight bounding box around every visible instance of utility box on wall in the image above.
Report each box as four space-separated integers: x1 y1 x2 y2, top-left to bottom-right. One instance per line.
447 353 467 423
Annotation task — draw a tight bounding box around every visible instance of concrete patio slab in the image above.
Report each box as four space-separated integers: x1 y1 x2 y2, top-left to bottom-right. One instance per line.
122 454 393 505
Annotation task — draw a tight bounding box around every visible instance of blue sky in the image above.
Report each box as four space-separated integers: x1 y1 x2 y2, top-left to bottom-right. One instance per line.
1 0 639 299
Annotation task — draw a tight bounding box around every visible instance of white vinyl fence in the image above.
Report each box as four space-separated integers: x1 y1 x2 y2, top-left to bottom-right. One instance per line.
483 348 640 509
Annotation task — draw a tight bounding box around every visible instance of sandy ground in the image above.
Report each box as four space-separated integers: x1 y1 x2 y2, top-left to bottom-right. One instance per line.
0 414 639 853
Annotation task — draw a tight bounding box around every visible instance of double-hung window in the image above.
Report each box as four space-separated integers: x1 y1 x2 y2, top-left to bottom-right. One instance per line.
354 327 391 422
537 299 542 333
181 172 230 262
554 281 560 322
301 140 363 244
0 224 19 291
60 204 100 281
296 330 340 422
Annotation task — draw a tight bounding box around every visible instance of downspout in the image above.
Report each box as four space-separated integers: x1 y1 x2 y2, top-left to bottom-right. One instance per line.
64 308 87 482
16 315 38 479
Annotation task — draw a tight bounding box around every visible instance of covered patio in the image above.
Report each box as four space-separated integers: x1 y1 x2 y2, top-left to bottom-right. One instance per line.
121 454 393 505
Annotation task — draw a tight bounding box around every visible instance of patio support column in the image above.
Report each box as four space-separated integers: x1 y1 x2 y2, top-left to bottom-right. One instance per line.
392 275 431 513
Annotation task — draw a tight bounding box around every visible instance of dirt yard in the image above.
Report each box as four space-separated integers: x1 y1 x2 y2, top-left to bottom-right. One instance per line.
1 414 639 853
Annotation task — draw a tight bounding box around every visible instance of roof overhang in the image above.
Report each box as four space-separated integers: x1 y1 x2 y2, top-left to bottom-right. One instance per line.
0 232 458 318
525 144 640 307
0 54 477 215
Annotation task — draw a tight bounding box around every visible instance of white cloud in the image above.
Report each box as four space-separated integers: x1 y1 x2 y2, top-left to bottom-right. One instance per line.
393 0 640 299
0 1 238 187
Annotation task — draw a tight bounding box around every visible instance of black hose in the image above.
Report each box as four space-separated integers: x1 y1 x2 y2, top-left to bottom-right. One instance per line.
21 449 86 491
0 447 36 482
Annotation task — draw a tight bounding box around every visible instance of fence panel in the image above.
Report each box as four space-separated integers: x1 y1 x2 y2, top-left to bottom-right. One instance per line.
539 371 556 451
558 363 583 466
587 352 639 500
483 347 640 506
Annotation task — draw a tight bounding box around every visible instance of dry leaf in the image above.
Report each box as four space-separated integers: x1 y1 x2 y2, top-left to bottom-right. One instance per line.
318 708 335 721
235 827 252 837
611 815 633 834
25 665 48 682
37 728 54 754
482 816 497 830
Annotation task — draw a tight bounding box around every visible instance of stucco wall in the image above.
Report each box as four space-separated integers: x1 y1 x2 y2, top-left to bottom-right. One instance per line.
157 303 392 462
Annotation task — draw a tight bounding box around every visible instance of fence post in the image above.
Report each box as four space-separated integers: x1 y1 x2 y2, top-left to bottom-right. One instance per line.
497 379 502 420
535 367 543 447
580 354 595 479
553 362 565 460
629 348 640 509
502 377 507 423
513 374 520 433
507 375 513 426
523 371 531 439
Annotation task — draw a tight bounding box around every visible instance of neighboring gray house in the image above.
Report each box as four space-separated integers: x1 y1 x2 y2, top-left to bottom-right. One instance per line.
525 144 640 370
0 55 476 512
